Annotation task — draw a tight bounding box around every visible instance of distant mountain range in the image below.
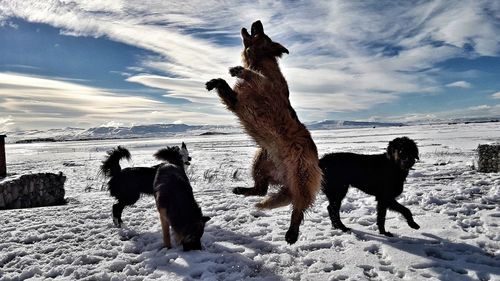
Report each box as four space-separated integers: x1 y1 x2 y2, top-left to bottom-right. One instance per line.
6 123 238 143
3 117 498 143
306 120 405 130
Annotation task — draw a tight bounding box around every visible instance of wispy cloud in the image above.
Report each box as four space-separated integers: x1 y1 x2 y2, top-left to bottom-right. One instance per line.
0 73 233 129
0 115 14 132
1 0 500 129
380 104 500 123
126 74 218 104
446 81 472 89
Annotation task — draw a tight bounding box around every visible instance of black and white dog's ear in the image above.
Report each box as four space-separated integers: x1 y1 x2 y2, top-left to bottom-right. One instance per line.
202 216 211 222
182 142 187 149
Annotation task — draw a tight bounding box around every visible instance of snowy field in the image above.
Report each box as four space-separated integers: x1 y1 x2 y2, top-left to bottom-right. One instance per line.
1 123 499 281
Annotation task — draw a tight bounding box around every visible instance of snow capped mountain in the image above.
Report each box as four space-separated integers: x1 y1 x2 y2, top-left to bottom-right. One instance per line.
3 118 497 144
307 120 405 130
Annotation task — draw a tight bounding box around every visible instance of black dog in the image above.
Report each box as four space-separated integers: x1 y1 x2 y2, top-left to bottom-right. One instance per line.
100 143 191 227
153 146 210 251
320 137 420 237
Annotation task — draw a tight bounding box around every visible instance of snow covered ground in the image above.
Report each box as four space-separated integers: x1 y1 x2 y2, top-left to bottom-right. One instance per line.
1 122 499 281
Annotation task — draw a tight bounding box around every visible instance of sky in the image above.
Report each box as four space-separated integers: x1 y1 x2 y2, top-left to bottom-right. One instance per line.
0 0 500 131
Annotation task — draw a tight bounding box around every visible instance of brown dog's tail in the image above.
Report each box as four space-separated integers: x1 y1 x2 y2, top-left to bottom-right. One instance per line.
290 155 323 211
100 146 131 178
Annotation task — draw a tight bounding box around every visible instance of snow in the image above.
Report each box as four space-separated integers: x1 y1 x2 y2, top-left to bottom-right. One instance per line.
1 122 499 281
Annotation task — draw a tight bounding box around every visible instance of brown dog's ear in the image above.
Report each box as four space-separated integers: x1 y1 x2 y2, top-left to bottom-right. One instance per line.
251 20 264 36
271 42 289 57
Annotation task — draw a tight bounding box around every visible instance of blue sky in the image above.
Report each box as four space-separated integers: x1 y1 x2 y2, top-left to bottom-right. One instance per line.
0 1 499 131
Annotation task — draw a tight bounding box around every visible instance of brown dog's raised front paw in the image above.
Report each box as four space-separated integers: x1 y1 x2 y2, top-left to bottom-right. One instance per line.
229 66 244 78
205 78 225 91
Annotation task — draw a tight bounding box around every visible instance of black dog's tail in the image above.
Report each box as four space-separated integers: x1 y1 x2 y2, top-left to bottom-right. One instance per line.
101 146 131 178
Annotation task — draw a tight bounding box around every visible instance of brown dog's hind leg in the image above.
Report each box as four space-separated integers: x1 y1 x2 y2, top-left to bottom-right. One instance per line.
234 148 273 196
156 205 172 249
285 208 304 244
255 187 291 209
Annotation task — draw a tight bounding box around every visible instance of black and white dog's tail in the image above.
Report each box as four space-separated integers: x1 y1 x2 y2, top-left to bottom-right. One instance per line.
101 146 131 178
153 147 184 167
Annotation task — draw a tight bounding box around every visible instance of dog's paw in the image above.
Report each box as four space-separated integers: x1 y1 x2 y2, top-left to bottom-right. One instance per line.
408 221 420 229
285 229 299 244
254 201 265 209
380 231 394 237
234 187 267 196
113 217 122 228
233 187 246 195
229 66 244 77
336 225 351 233
205 78 225 91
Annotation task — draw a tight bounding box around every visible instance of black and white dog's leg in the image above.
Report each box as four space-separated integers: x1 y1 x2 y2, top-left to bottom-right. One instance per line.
112 202 126 227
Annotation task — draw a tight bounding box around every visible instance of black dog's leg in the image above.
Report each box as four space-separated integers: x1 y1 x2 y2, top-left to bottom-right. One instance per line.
323 182 350 232
376 200 393 237
389 199 420 230
327 203 350 232
206 78 237 109
112 202 126 227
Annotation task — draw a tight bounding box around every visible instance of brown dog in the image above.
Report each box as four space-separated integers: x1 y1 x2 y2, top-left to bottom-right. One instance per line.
206 20 322 244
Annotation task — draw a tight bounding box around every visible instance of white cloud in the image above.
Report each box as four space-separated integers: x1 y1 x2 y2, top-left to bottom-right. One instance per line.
380 104 500 123
1 0 499 129
0 72 234 130
0 115 15 132
492 92 500 99
446 81 472 88
126 74 218 104
99 121 124 127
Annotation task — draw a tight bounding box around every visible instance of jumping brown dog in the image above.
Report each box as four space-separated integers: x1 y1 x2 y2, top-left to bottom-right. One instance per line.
206 20 322 244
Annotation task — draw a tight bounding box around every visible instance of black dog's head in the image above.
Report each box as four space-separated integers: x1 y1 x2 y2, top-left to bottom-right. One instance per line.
241 20 289 66
387 137 419 171
153 142 191 169
178 215 211 251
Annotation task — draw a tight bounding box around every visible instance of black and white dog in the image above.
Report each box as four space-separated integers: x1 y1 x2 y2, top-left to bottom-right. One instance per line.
320 137 420 237
100 143 191 227
152 146 210 250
